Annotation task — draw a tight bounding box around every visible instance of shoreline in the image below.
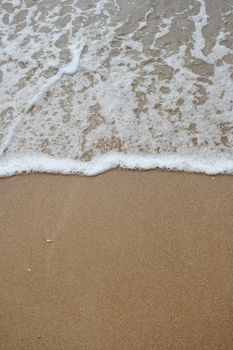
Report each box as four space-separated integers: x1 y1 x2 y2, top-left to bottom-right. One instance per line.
1 152 233 178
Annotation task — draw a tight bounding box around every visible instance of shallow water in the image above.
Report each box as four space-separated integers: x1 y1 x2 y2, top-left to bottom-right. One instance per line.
0 0 233 176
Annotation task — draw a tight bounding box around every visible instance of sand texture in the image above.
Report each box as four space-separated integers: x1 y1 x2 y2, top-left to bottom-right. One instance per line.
0 170 233 349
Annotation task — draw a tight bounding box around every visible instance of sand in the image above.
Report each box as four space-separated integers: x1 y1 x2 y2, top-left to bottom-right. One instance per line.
0 170 233 349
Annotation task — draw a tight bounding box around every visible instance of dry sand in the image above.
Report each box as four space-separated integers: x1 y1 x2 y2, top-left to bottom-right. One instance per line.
0 170 233 350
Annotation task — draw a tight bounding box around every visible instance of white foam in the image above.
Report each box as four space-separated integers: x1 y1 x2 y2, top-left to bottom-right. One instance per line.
1 153 233 178
27 41 85 111
150 17 173 50
96 0 110 15
190 0 209 60
137 8 153 31
0 116 22 157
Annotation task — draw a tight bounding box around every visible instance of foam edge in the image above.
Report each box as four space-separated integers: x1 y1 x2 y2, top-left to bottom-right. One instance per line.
0 152 232 178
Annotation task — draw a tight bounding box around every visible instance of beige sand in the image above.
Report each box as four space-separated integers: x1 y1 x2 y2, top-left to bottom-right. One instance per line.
0 170 233 349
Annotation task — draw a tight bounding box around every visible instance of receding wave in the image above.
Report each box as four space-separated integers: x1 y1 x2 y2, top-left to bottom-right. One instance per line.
0 0 233 177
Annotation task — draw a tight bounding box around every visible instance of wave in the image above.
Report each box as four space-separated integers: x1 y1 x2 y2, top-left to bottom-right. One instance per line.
1 0 233 177
1 153 233 178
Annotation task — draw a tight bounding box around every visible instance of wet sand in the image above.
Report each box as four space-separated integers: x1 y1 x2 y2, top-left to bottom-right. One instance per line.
0 170 233 349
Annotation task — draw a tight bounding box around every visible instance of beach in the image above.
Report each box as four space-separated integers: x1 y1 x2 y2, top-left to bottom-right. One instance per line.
0 170 233 349
1 0 233 348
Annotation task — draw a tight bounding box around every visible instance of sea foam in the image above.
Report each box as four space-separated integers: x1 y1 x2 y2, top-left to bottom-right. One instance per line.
0 0 233 177
1 153 233 178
